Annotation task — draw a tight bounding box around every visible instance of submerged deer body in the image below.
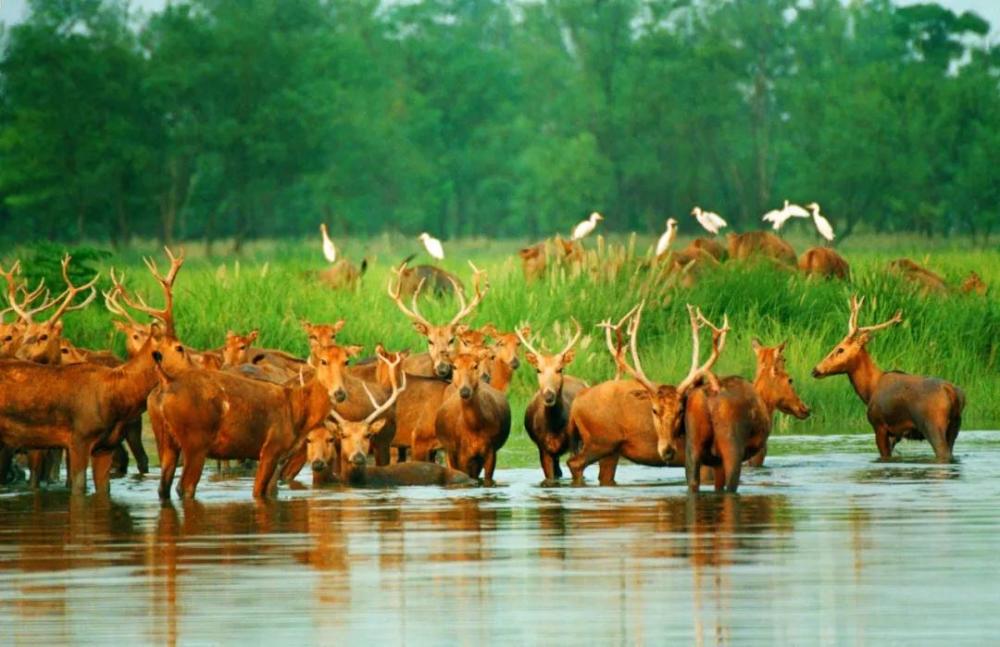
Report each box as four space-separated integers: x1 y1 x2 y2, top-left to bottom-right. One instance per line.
434 353 511 484
812 296 964 462
683 339 810 493
519 320 586 481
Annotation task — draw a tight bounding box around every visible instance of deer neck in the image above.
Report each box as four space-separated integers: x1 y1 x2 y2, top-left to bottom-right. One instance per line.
459 389 488 430
288 379 329 432
490 360 513 392
846 349 883 405
109 349 159 417
752 372 780 421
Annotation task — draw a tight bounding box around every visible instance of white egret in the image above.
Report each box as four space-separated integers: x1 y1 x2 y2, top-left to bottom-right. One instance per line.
762 200 810 230
320 223 337 263
571 212 604 241
419 232 446 260
806 202 836 242
691 206 727 236
655 218 678 257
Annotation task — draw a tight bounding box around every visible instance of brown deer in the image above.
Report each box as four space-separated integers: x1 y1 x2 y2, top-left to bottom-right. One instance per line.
682 334 811 493
0 265 54 359
518 319 586 482
726 231 797 266
481 325 524 392
152 343 350 499
316 259 368 291
887 258 948 294
681 237 727 262
391 255 464 299
960 271 987 296
518 243 547 282
388 261 488 378
373 350 451 463
798 247 850 280
434 351 511 484
303 320 346 353
566 302 724 485
812 296 964 462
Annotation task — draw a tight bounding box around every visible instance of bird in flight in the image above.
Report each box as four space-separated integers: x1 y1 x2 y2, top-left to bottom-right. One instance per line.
762 200 810 231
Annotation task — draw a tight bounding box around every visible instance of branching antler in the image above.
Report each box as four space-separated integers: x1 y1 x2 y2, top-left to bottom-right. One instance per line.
44 255 99 325
108 248 185 335
330 351 407 426
0 260 59 324
387 262 433 328
448 261 489 325
516 318 582 359
597 303 641 380
679 307 730 394
848 295 903 336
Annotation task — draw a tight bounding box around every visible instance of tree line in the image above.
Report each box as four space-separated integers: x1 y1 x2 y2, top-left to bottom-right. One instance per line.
0 0 997 249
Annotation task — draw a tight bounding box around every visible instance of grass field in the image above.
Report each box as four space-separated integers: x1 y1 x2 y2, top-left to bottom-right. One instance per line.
16 232 999 469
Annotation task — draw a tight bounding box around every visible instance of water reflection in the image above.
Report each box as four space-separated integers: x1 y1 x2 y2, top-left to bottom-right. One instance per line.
1 433 999 644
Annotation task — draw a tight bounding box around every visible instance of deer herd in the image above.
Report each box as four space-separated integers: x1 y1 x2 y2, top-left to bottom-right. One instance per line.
0 241 970 502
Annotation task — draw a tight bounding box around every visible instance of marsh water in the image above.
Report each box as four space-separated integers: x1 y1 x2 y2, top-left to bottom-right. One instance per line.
2 433 1000 645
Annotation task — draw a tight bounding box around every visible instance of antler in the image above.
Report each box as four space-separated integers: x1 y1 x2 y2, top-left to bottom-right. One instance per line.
387 262 433 327
612 302 660 394
330 353 407 427
44 255 99 325
597 303 641 379
514 325 542 357
516 318 583 359
109 248 185 335
448 261 489 325
1 261 57 324
677 306 730 394
848 295 903 336
103 281 140 327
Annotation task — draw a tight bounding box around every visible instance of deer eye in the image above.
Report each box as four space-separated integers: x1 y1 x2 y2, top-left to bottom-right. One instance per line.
788 377 794 384
61 348 69 354
239 345 246 350
3 336 11 342
326 437 335 444
39 335 48 341
320 359 328 366
175 345 184 353
836 348 845 355
448 337 456 345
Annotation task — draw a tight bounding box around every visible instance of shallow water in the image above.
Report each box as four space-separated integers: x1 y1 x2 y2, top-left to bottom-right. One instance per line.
2 433 1000 645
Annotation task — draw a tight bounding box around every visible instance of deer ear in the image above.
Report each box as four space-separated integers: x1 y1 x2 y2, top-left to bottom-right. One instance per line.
226 329 236 339
561 349 576 366
345 345 364 358
525 352 539 368
751 338 762 353
332 319 346 335
454 324 469 335
301 320 313 334
519 326 531 339
480 323 498 337
777 340 787 354
52 320 64 334
370 418 387 435
412 321 429 336
112 320 128 333
149 322 163 339
248 330 259 343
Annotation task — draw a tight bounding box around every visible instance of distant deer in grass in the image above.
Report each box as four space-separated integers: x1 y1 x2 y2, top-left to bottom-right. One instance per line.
566 302 725 485
434 350 511 484
812 296 964 462
388 261 488 379
798 247 850 280
727 231 797 266
519 319 586 482
518 243 547 282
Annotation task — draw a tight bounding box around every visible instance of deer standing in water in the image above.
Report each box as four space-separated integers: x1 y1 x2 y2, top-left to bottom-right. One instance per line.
388 261 488 379
812 296 964 462
519 320 585 482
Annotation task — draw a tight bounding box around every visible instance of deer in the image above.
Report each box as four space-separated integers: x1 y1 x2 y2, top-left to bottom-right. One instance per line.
391 255 464 299
812 295 964 462
0 249 192 495
681 332 812 493
518 319 586 482
316 259 368 290
887 258 948 294
303 320 346 353
434 350 511 484
798 247 850 280
681 237 727 262
0 265 55 359
726 231 797 266
481 325 524 392
518 243 547 282
566 302 725 486
388 261 488 379
151 343 350 500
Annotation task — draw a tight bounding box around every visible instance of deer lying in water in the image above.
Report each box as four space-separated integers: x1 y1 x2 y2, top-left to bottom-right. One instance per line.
566 302 724 485
812 296 964 462
681 331 812 493
798 247 850 280
519 320 586 482
388 261 488 378
434 351 511 484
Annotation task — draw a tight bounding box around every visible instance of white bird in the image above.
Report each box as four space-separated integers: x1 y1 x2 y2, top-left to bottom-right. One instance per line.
419 232 445 260
655 218 678 257
762 200 810 231
571 212 604 241
691 206 727 236
806 202 835 242
320 223 337 264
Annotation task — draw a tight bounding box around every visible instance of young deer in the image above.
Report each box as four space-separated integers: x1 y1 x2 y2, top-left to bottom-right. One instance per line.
566 303 724 485
434 351 511 484
388 261 488 379
812 295 964 462
682 330 812 493
519 320 586 482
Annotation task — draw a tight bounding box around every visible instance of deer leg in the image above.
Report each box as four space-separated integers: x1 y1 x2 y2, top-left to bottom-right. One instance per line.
67 441 90 495
374 439 391 467
923 422 952 463
685 442 702 493
721 446 743 494
91 450 115 496
280 444 307 482
483 451 498 486
159 441 179 500
597 455 619 486
125 420 149 474
396 446 408 463
538 447 557 482
177 449 207 499
111 444 129 478
874 427 893 460
0 444 13 485
746 443 766 467
27 450 45 489
253 449 281 499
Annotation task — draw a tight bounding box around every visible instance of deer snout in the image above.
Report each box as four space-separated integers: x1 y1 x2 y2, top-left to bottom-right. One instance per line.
509 357 520 370
435 363 453 379
542 389 558 406
794 404 812 420
459 386 473 400
811 367 823 379
350 452 367 466
333 388 347 403
311 459 326 472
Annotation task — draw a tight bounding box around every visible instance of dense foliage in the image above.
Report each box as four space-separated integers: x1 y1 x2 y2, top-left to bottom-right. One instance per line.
0 0 997 248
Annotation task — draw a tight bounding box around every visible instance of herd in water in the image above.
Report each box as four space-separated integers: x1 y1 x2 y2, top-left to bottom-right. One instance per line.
0 225 981 498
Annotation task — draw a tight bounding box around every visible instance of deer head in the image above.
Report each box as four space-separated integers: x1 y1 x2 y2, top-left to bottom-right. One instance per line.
450 349 492 401
518 319 582 407
14 255 98 364
0 262 53 359
812 295 902 378
302 319 346 355
222 329 259 367
388 261 488 378
752 339 810 419
327 350 406 471
310 342 363 403
485 324 525 371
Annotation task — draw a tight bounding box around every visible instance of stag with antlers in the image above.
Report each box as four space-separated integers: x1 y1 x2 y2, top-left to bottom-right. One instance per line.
812 296 964 462
565 303 727 486
519 319 586 482
387 261 488 379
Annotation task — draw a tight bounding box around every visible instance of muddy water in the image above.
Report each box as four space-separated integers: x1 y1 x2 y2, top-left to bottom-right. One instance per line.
2 433 1000 645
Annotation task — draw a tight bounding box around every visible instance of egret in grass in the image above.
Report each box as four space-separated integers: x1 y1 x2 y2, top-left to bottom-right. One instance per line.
762 200 810 231
320 223 337 263
691 206 727 236
419 232 446 260
655 218 678 257
571 212 603 241
806 202 836 242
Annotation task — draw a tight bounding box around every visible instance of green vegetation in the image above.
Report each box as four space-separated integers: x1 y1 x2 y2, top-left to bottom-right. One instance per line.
1 0 999 246
30 235 1000 467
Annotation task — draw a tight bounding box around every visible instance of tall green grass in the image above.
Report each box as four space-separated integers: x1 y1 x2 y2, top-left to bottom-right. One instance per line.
15 233 999 466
